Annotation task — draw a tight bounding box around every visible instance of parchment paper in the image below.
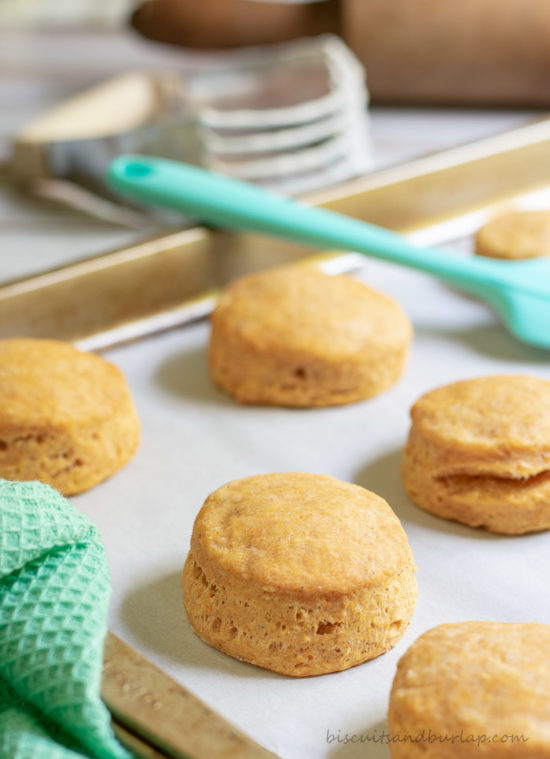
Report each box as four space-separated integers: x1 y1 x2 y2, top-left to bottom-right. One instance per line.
73 246 550 759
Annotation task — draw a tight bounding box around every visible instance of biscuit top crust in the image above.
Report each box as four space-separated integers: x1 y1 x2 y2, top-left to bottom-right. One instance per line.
409 375 550 478
190 472 413 597
391 621 550 741
0 338 134 428
211 267 412 359
476 210 550 260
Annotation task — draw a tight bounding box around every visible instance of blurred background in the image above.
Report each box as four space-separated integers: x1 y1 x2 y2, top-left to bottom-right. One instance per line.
0 0 133 26
1 0 545 282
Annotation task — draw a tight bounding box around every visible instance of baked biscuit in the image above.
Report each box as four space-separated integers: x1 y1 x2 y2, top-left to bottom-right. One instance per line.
388 621 550 758
0 338 140 495
402 375 550 534
208 266 412 407
182 472 417 676
475 210 550 260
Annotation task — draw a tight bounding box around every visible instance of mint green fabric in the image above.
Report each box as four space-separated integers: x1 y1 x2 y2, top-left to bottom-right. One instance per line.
0 479 132 759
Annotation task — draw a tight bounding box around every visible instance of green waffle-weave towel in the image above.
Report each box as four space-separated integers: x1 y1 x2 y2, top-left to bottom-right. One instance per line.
0 479 132 759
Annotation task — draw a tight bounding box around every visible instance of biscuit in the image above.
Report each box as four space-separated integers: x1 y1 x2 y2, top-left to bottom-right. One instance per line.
401 375 550 534
475 210 550 260
208 266 412 407
388 621 550 758
0 338 140 495
182 472 417 677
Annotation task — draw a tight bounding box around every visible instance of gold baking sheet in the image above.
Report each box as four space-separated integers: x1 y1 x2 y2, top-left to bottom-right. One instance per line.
5 117 550 759
2 117 550 350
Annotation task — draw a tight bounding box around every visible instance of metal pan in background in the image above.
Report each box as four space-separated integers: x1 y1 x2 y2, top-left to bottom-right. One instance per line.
3 117 550 351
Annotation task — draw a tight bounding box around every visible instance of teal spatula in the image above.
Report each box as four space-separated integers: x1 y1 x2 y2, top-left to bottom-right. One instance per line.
108 155 550 351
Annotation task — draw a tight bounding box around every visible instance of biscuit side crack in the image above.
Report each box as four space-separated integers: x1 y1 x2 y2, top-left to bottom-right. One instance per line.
435 469 550 489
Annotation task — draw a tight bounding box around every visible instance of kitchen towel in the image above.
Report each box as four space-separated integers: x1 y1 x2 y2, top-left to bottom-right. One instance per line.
0 478 131 759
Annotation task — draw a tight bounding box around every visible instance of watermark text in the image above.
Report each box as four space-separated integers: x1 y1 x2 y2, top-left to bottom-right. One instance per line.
326 728 529 748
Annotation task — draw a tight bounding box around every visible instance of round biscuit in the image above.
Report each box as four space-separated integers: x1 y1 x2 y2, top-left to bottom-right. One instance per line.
0 338 140 495
183 472 417 676
475 210 550 260
388 621 550 758
402 375 550 533
208 266 412 407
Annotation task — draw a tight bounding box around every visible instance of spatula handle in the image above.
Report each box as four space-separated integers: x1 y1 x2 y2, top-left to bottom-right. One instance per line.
108 156 500 290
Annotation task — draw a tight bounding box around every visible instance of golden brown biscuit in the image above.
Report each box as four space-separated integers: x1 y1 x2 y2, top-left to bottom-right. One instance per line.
208 266 412 407
402 375 550 534
475 210 550 260
0 338 140 495
388 621 550 758
182 472 417 676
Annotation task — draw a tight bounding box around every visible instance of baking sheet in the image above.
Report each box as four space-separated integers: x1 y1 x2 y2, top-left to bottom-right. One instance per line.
71 233 550 758
7 117 550 351
6 113 550 758
4 32 550 757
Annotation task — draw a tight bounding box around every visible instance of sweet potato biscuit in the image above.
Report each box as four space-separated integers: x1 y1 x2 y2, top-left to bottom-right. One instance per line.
475 210 550 260
402 375 550 534
208 266 412 407
388 621 550 758
0 338 140 495
182 472 417 676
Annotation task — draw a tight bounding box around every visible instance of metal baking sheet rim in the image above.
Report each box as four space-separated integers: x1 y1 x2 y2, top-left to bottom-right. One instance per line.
3 115 550 351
